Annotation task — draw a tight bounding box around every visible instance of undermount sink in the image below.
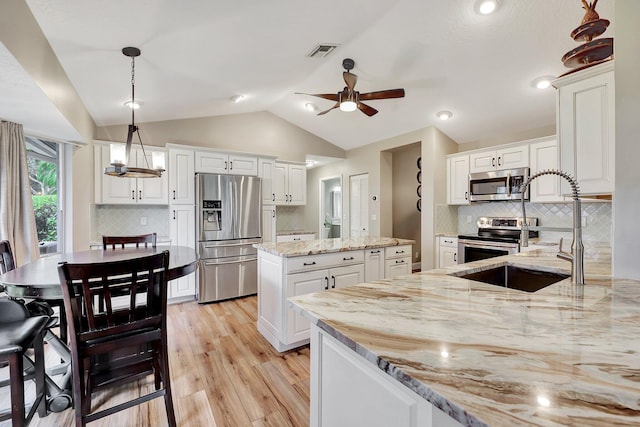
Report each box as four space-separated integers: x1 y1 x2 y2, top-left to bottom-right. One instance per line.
454 265 570 293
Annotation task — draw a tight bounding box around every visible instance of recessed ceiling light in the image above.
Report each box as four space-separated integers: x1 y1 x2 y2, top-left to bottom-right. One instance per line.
305 160 316 168
475 0 500 15
305 103 318 112
231 95 246 103
436 111 453 120
124 100 142 109
531 75 556 89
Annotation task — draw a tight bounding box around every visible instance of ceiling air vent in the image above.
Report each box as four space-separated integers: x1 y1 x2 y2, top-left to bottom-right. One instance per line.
306 44 339 58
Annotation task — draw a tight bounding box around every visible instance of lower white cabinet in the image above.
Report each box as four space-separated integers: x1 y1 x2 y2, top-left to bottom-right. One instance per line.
364 248 385 281
168 204 196 301
310 325 463 427
262 205 276 243
384 245 412 278
437 237 458 268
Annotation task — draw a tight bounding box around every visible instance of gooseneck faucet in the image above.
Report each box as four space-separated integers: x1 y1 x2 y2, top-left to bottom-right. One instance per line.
519 170 585 285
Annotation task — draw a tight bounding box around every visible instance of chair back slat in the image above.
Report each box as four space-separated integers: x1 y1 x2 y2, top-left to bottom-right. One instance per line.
0 240 16 274
102 233 157 250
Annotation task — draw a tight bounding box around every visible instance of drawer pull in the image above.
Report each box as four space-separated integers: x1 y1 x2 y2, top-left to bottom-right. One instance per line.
370 250 381 254
324 276 329 290
293 238 301 241
396 259 405 264
453 253 457 262
331 275 336 289
395 250 405 254
343 256 354 261
303 261 316 266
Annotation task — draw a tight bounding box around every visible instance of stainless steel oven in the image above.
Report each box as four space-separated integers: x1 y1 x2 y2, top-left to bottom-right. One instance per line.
458 216 538 264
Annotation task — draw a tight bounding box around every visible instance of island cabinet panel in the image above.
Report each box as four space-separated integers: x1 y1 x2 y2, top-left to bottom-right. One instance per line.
364 248 385 281
310 326 463 427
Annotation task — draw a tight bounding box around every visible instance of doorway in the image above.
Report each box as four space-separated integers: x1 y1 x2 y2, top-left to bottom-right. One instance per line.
349 173 369 237
319 176 342 238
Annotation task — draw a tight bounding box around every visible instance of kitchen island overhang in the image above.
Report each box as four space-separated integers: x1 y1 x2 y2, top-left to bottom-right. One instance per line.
289 246 640 427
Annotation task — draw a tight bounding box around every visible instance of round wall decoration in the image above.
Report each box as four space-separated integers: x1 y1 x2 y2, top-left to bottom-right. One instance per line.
417 171 422 183
417 157 422 169
416 199 422 212
417 185 422 197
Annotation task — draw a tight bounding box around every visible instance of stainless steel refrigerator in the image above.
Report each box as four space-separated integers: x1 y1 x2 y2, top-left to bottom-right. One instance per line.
196 173 262 303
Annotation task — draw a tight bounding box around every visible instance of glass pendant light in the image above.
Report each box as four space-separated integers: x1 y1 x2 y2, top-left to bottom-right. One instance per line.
104 47 165 178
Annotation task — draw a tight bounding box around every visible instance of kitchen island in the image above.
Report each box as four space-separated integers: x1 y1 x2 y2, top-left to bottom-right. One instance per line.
255 237 414 352
289 246 640 427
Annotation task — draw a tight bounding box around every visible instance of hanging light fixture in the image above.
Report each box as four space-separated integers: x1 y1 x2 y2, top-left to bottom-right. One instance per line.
104 47 165 178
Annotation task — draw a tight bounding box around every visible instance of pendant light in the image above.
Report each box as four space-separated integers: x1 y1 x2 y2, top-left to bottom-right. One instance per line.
104 47 165 178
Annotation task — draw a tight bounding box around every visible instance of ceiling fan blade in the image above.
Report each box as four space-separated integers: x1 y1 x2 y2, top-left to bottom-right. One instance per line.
359 88 405 101
295 92 339 102
317 103 340 115
343 72 357 91
357 101 378 117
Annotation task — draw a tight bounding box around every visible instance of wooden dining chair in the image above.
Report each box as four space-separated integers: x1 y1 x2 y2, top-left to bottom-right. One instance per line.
57 251 176 427
102 233 157 250
0 239 16 293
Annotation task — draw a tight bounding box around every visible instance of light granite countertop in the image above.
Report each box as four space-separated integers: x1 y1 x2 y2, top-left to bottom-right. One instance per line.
289 246 640 427
275 229 316 236
254 236 415 257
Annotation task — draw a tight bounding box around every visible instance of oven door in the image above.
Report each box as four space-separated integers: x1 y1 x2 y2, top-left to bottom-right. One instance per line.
458 239 519 264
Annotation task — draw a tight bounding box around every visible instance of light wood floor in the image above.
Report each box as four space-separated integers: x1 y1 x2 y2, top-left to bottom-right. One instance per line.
2 296 311 427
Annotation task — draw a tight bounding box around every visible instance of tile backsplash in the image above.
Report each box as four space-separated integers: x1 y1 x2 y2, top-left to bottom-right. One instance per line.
94 205 170 241
276 205 307 232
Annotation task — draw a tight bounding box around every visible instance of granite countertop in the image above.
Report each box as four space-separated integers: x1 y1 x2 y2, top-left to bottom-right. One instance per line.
276 230 316 236
289 246 640 426
254 236 415 257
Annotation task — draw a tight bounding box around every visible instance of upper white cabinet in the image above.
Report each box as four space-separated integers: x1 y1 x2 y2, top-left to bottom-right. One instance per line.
447 154 469 205
168 147 195 205
469 145 529 173
274 162 306 205
555 61 615 195
529 137 565 203
259 157 276 205
195 150 258 175
95 145 168 205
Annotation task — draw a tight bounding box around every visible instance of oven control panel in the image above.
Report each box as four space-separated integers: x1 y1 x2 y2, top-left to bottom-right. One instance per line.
477 217 538 229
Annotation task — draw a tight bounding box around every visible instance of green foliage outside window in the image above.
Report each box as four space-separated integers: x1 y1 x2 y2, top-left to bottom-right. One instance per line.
32 195 58 242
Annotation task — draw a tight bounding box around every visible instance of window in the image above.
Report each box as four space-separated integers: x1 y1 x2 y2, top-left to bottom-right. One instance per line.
25 136 62 255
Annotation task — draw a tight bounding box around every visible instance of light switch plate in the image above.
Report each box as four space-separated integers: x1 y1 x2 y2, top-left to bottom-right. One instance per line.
140 216 147 225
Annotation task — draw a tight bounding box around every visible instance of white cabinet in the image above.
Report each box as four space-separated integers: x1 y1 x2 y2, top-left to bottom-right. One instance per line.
258 158 276 205
195 150 258 175
262 205 276 243
384 245 412 278
274 162 307 205
529 137 565 203
555 61 615 195
364 248 385 281
469 145 529 173
168 147 195 205
437 237 458 268
310 326 463 427
168 205 196 301
447 154 469 205
276 233 315 243
95 145 168 205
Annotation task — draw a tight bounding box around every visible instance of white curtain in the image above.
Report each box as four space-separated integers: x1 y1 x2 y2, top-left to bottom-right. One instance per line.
0 121 40 266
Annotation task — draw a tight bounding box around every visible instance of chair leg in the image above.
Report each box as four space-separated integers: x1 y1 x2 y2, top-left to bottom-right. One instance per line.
160 351 176 427
9 352 25 427
34 330 47 418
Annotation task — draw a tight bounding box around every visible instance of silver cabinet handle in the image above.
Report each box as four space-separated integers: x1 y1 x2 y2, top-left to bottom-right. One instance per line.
331 275 336 289
324 277 329 290
303 261 316 266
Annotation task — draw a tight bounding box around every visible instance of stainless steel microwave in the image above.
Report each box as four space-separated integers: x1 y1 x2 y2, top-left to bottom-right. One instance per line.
468 167 529 202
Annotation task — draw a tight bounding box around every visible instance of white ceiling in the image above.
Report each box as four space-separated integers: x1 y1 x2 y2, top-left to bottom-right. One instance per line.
1 0 615 150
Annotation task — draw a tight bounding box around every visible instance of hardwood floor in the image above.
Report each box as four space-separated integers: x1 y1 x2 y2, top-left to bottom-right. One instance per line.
4 296 311 427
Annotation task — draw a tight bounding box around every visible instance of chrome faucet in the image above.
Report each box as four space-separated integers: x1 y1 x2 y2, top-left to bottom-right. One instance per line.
519 170 585 285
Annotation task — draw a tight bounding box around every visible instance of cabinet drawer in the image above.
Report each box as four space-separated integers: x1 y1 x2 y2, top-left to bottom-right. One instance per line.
276 233 315 243
384 245 412 260
286 250 364 274
384 257 411 279
439 237 458 248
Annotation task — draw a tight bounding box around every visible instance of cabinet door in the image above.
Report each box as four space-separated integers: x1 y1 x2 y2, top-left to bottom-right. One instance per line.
286 269 328 344
558 66 615 195
330 264 365 290
438 247 458 268
469 151 496 173
228 154 258 176
529 138 564 203
364 249 385 281
259 158 276 205
447 155 469 205
273 163 288 204
262 205 276 243
496 145 528 170
169 205 196 300
287 164 307 205
195 151 228 173
169 148 195 204
136 149 168 205
385 257 411 279
99 146 137 204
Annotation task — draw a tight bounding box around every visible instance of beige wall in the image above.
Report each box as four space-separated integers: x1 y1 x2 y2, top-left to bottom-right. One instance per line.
95 111 345 163
391 143 422 263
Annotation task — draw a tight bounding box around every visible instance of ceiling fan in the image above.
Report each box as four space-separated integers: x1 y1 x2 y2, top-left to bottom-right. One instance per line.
297 58 405 117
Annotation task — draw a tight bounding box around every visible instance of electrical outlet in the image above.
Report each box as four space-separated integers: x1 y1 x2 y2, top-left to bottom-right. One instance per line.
466 215 472 223
140 216 147 225
415 251 419 259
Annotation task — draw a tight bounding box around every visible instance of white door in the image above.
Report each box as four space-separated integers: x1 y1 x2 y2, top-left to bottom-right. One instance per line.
364 249 384 281
350 174 369 237
286 269 328 343
287 164 307 205
273 163 288 204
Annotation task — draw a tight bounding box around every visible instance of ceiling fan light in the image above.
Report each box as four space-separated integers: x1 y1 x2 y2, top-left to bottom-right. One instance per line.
436 111 453 120
124 100 142 109
340 101 357 112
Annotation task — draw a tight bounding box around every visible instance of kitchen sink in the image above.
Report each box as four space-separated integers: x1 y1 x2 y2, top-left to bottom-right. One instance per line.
454 265 570 293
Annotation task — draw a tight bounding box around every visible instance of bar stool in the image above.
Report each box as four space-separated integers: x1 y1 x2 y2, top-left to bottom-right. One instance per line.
0 298 49 426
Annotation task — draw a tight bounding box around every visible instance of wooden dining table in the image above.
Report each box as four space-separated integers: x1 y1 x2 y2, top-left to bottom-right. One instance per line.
0 245 198 413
